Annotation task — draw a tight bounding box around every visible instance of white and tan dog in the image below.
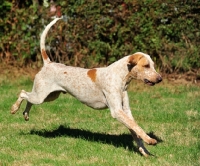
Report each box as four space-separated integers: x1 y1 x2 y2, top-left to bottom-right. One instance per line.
11 18 162 156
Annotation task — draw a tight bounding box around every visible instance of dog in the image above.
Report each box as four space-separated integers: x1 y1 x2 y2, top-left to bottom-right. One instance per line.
11 18 162 157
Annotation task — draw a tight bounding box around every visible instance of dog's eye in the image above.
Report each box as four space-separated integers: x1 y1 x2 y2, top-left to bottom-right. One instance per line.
143 64 150 68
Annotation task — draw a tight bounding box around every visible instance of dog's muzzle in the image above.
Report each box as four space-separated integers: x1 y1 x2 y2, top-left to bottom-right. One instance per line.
144 76 162 86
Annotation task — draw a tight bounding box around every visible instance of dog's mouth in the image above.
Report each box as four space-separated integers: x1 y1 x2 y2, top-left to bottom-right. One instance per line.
144 79 155 86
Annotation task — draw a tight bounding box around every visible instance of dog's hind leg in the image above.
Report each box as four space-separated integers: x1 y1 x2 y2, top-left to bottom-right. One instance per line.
22 91 63 121
11 90 28 114
11 84 64 120
11 88 50 120
22 102 32 121
11 90 36 120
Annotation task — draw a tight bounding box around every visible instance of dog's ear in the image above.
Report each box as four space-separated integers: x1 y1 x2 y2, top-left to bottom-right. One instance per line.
127 53 143 71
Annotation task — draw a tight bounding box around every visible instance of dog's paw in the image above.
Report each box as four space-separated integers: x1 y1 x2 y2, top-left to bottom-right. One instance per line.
148 138 157 145
23 112 29 121
10 104 19 114
139 147 150 157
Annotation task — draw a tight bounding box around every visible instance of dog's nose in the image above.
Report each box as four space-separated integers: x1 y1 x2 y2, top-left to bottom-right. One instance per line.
157 76 162 83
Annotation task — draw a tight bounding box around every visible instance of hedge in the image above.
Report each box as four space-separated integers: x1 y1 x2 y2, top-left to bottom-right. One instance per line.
0 0 199 73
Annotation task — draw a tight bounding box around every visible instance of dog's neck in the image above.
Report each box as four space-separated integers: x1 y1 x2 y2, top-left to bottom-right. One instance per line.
107 56 134 91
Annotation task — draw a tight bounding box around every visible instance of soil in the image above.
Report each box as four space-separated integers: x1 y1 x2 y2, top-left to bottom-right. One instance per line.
0 64 39 82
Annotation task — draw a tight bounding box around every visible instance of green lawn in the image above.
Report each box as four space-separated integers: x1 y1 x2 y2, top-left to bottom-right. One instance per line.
0 77 199 165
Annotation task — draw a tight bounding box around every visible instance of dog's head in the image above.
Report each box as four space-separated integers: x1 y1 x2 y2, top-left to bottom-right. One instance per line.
127 52 162 86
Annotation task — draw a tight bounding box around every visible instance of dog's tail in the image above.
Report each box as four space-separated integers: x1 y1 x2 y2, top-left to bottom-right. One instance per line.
40 18 62 64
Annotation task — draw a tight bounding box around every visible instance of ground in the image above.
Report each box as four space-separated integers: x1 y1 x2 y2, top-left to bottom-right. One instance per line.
0 63 199 165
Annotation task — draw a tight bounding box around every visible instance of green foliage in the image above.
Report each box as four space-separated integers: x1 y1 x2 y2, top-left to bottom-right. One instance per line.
0 0 12 37
0 0 199 72
0 1 12 17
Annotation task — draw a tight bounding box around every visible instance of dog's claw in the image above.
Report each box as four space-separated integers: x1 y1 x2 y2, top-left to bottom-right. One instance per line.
23 112 29 121
145 137 157 145
11 103 20 114
139 147 150 157
149 138 157 145
11 105 17 114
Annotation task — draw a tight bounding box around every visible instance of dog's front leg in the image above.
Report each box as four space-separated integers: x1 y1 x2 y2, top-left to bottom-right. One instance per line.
129 129 151 157
113 109 157 143
107 93 157 145
122 91 152 156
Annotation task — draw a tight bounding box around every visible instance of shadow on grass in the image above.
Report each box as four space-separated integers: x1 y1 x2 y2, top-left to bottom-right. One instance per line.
26 125 162 155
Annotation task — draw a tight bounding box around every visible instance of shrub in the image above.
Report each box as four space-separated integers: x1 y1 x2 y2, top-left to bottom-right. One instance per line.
0 0 199 72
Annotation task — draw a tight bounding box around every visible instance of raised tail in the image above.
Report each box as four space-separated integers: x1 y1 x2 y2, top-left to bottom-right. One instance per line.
40 18 62 64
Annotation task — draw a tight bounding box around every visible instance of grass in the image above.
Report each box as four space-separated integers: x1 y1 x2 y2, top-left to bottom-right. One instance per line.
0 77 199 165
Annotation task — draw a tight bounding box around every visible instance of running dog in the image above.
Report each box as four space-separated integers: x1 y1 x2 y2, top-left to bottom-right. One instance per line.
11 18 162 157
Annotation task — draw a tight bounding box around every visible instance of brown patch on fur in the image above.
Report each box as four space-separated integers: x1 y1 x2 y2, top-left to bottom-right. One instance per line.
127 53 145 71
64 72 67 74
128 53 144 66
137 56 149 67
41 49 48 60
87 69 97 82
127 53 151 73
